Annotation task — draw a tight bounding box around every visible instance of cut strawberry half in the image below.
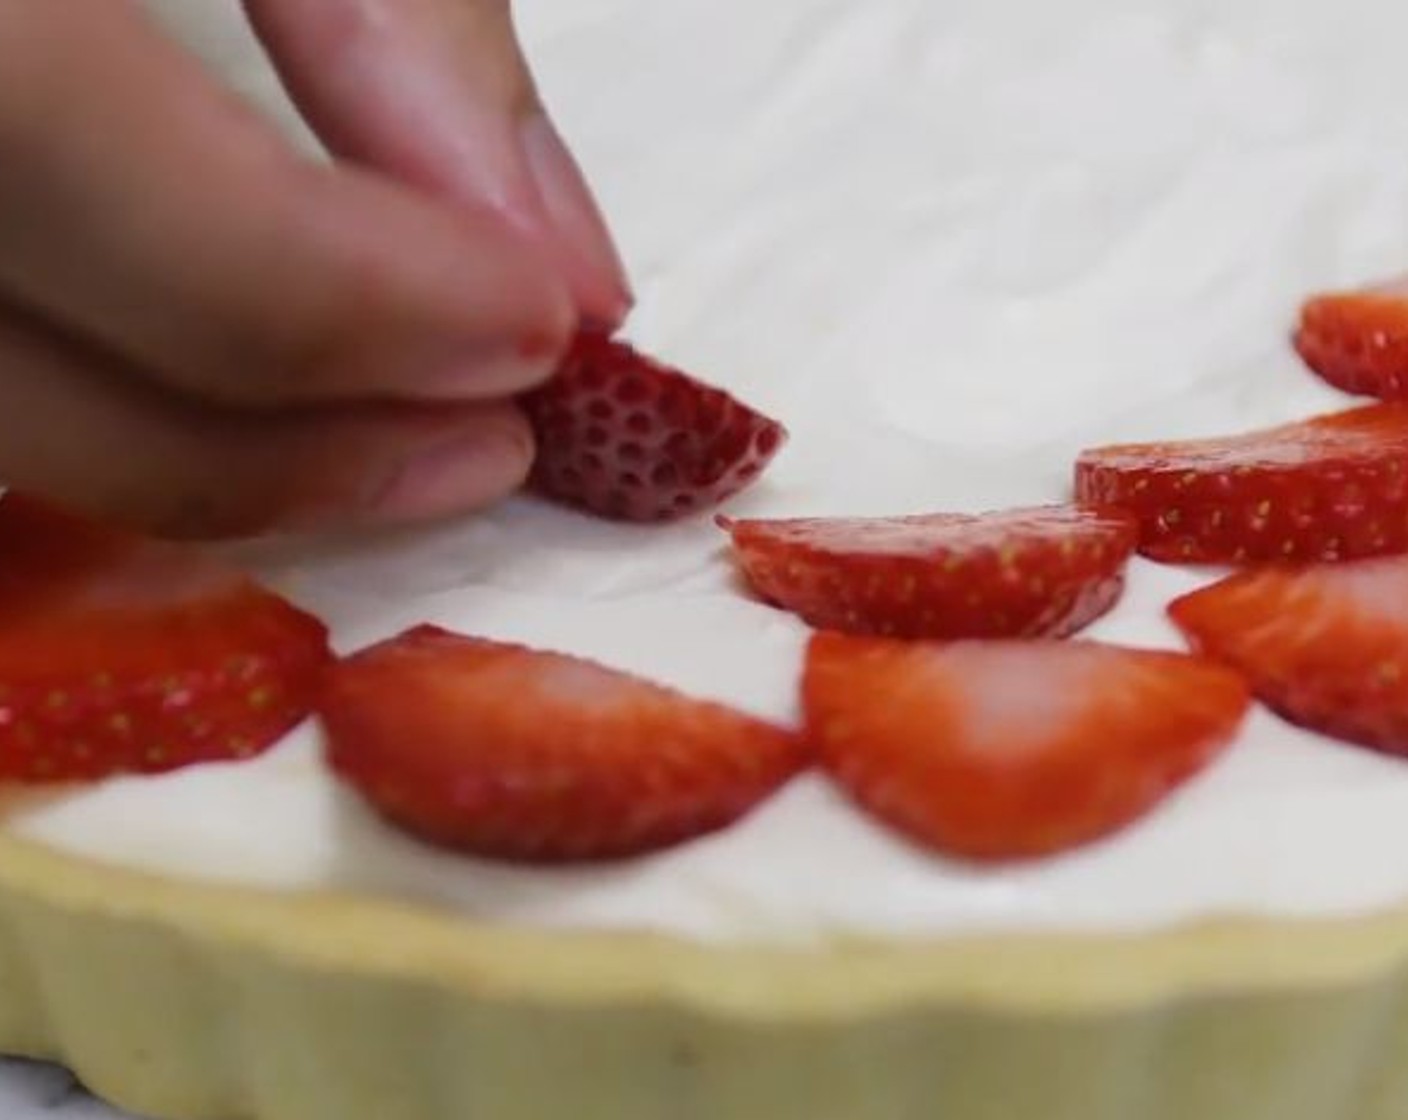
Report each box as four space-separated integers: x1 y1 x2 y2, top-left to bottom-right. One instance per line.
1295 280 1408 400
1171 557 1408 755
720 505 1136 640
1075 404 1408 564
522 332 787 522
319 626 808 862
0 493 332 782
804 632 1248 861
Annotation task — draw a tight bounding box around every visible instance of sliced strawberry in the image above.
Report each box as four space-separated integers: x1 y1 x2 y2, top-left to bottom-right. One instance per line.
804 632 1248 861
1295 280 1408 400
319 626 808 862
522 332 787 522
1075 404 1408 564
1171 557 1408 755
720 505 1136 640
0 493 331 782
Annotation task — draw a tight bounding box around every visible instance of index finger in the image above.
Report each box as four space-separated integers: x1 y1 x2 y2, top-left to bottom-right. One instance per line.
244 0 633 328
0 1 573 409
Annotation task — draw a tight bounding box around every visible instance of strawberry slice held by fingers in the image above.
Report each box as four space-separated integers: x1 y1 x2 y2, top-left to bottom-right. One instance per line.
319 626 809 862
720 505 1137 640
1295 279 1408 400
804 632 1249 861
522 332 787 522
1075 403 1408 564
0 493 332 783
1171 556 1408 756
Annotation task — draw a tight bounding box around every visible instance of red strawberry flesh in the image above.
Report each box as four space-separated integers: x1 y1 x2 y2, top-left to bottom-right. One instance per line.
319 626 809 862
1075 403 1408 564
805 632 1248 861
721 504 1136 640
1295 280 1408 400
0 493 332 782
522 332 787 522
1171 557 1408 755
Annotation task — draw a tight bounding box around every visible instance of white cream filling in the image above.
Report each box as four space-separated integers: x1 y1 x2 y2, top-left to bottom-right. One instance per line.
14 0 1408 943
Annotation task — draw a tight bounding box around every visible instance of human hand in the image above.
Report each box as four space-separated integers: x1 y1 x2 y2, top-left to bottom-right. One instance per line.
0 0 631 538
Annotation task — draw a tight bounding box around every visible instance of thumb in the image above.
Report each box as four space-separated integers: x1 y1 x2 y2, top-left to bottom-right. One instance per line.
244 0 632 329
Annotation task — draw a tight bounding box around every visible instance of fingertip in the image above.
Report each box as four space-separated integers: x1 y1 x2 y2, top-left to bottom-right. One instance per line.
0 300 545 542
400 183 579 395
179 405 539 538
518 112 634 331
245 0 632 333
577 283 635 336
507 244 579 388
367 406 536 523
177 404 540 537
411 295 572 398
264 164 578 404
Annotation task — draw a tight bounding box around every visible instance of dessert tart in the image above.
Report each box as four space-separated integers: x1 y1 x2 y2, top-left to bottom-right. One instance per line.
8 1 1408 1118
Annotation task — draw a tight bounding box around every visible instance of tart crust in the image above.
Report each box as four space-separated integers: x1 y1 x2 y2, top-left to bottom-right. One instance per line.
4 831 1408 1119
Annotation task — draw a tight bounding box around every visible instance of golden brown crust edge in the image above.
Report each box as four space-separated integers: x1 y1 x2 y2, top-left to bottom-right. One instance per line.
5 831 1408 1120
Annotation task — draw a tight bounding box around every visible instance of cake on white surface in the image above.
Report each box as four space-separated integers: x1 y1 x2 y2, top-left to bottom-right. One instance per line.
28 0 1408 941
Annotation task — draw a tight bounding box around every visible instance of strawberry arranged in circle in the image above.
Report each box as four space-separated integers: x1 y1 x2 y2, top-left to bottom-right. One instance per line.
804 632 1249 861
1075 404 1408 564
720 505 1137 640
1295 279 1408 400
0 493 332 783
1171 557 1408 756
319 626 808 862
522 332 787 522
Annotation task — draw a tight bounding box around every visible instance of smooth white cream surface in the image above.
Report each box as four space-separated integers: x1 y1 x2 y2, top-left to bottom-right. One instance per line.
15 0 1408 942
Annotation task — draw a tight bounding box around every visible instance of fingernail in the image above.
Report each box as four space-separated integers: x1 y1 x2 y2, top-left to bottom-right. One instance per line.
374 424 534 522
519 113 634 327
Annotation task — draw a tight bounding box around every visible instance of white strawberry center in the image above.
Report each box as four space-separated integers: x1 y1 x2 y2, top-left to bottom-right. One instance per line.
1323 559 1408 624
520 658 638 713
796 517 965 555
939 644 1099 758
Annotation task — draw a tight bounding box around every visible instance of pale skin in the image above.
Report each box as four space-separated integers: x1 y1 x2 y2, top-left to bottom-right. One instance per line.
0 0 631 538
